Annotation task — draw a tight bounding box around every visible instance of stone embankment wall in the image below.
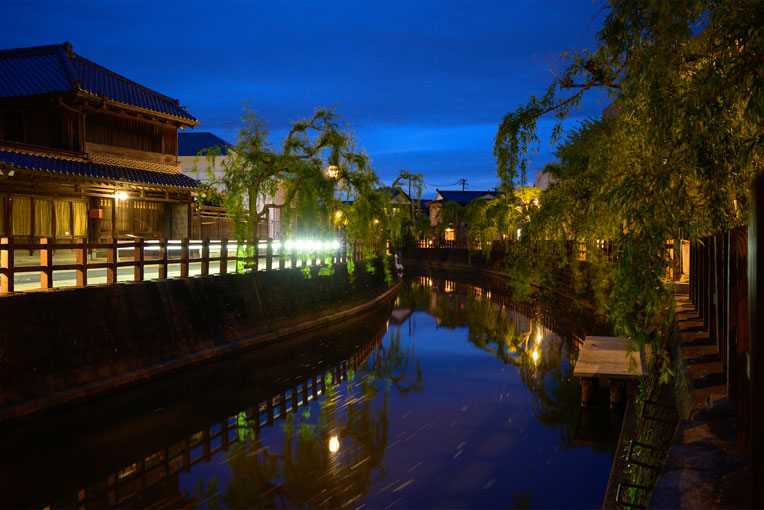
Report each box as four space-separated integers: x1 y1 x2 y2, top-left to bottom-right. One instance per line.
0 259 395 419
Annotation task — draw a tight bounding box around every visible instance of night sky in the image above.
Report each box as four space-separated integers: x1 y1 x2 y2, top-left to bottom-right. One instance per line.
3 0 611 197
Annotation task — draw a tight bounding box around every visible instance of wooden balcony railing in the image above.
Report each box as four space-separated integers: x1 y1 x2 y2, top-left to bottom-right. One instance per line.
0 237 359 294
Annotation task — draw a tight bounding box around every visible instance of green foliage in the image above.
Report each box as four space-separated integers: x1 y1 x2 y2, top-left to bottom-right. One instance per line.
194 181 225 207
205 105 391 259
492 0 764 383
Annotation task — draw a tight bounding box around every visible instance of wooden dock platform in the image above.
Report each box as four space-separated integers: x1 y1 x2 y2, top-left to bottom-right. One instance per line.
574 336 649 406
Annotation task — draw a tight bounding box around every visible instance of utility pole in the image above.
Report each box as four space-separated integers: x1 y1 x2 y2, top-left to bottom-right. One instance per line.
457 178 467 191
217 120 236 141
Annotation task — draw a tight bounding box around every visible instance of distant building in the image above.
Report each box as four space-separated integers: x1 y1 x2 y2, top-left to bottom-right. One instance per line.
0 42 199 242
534 170 555 190
427 189 500 228
178 131 232 188
178 131 286 239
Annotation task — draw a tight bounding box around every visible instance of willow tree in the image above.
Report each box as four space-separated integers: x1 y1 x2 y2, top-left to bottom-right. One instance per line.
387 169 425 249
204 106 383 258
494 0 763 377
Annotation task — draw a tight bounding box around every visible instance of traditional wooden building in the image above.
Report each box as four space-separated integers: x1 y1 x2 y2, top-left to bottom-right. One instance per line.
0 42 200 243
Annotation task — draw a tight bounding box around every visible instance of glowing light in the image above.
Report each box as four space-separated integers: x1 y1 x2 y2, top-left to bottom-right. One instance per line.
373 219 379 225
116 191 128 201
532 349 539 363
325 165 339 179
329 435 340 453
280 238 341 253
335 210 342 219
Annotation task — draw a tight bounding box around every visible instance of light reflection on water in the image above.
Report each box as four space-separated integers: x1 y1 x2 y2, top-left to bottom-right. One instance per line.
183 271 618 509
2 270 620 509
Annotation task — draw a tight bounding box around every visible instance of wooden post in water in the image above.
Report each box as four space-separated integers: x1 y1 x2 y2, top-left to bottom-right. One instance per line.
40 237 53 289
266 398 274 425
221 418 230 451
279 391 287 418
202 429 211 461
1 237 15 293
279 240 285 270
181 439 191 473
76 238 87 287
266 238 273 270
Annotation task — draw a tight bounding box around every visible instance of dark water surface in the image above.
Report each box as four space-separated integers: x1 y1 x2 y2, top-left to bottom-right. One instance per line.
0 269 621 509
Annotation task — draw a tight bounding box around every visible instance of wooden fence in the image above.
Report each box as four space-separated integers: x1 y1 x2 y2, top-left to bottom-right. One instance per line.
689 227 751 448
689 172 764 508
408 238 616 261
0 237 386 294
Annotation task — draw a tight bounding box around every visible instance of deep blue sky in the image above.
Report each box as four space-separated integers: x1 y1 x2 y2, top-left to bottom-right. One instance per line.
3 0 612 197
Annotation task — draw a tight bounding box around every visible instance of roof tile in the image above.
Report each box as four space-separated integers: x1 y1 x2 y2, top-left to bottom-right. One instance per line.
0 42 197 123
0 148 199 189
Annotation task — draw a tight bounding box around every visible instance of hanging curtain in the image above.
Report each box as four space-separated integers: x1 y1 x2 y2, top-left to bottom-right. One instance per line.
55 200 71 237
12 197 31 236
73 202 87 237
34 199 53 237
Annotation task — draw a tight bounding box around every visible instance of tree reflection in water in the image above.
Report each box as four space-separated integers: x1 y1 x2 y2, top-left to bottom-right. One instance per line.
192 274 612 508
195 320 424 508
417 275 602 451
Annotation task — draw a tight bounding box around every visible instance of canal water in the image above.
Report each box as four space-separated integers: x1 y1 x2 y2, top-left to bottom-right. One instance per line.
0 269 620 509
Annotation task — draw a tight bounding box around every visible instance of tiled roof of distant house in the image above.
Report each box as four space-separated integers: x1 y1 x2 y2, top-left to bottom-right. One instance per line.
0 42 198 124
0 147 199 189
178 132 233 156
428 189 500 205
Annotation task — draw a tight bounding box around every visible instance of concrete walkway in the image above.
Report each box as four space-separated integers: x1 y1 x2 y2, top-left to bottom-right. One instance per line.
650 293 751 509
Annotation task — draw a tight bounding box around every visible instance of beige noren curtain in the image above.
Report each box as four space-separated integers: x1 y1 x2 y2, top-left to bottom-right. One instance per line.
12 197 31 236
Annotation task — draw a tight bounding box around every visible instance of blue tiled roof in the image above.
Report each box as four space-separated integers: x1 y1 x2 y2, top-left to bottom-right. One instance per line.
178 132 232 156
0 149 199 189
430 189 499 205
0 42 198 124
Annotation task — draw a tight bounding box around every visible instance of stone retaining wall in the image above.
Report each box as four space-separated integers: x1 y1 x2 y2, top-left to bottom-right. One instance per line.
0 259 394 414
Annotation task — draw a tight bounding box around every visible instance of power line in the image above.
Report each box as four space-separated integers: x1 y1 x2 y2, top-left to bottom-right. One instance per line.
216 120 237 141
425 179 465 189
